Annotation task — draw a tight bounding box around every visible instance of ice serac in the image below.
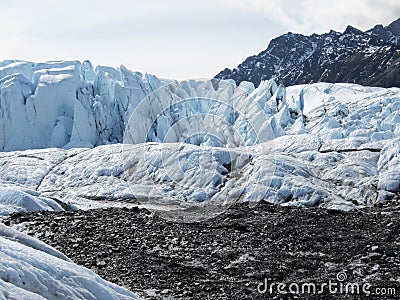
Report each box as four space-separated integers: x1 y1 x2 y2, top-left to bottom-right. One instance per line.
123 78 283 147
0 60 294 151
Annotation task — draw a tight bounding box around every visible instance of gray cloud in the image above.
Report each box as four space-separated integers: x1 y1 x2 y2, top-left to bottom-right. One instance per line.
221 0 399 33
0 0 397 79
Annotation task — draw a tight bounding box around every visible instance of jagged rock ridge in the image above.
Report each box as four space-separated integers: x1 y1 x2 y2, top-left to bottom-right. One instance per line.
215 18 400 88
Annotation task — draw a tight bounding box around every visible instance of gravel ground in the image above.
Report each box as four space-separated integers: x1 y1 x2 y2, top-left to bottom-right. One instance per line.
4 201 400 299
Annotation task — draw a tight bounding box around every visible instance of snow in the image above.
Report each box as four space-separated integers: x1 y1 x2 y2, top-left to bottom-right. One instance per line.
0 61 400 214
1 59 400 297
377 139 400 192
0 133 396 216
0 60 292 151
0 223 139 300
0 187 63 216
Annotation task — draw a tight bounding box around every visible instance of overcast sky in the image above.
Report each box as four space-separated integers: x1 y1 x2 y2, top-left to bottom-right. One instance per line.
0 0 398 79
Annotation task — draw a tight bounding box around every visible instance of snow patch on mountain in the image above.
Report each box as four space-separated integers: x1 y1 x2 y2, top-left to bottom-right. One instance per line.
215 18 400 88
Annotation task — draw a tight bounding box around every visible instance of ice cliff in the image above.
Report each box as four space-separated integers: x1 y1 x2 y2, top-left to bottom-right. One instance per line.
0 60 400 215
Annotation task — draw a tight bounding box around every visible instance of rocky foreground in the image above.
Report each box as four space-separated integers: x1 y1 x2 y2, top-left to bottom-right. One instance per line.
4 202 400 299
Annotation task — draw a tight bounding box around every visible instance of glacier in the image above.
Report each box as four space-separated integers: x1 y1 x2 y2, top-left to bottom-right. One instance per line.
0 60 400 216
1 59 400 298
0 60 296 151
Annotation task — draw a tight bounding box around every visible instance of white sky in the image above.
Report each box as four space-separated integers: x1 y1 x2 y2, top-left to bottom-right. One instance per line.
0 0 398 79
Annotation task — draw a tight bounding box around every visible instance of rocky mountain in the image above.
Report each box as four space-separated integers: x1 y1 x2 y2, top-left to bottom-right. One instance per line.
215 18 400 88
